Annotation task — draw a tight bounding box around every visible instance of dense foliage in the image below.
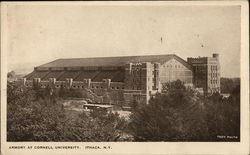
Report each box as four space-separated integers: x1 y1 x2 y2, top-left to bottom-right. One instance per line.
129 80 240 141
7 79 240 141
7 71 16 79
7 83 128 141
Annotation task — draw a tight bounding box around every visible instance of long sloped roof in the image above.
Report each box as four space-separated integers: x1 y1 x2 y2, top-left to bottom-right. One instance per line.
25 70 125 82
37 54 192 69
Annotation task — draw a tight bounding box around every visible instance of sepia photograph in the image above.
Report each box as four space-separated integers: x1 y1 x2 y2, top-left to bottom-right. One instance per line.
1 1 249 155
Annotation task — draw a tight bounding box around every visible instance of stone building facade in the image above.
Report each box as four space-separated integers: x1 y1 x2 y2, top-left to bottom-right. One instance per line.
187 53 220 94
20 54 220 105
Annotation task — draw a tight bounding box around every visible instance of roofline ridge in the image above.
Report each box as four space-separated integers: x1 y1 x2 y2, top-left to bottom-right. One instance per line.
36 53 185 68
36 58 63 68
55 53 175 60
172 54 193 70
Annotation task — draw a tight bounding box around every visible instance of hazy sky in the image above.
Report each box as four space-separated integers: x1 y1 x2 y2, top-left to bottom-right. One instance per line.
6 4 241 77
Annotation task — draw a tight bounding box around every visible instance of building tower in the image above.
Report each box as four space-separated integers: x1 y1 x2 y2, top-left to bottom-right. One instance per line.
123 62 160 105
187 53 220 94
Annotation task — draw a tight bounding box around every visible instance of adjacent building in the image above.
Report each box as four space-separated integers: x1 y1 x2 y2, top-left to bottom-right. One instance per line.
20 53 220 105
187 53 220 94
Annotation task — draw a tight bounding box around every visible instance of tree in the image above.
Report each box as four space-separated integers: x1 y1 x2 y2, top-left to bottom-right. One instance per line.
128 80 241 142
7 82 66 141
60 108 129 142
129 80 208 141
204 85 240 141
7 71 16 78
7 82 129 142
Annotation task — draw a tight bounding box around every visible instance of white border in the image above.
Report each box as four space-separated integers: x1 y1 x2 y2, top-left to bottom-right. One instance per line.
1 1 249 155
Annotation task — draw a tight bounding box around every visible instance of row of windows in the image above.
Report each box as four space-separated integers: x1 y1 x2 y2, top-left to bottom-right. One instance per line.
40 84 49 88
73 85 84 89
131 70 141 76
132 67 141 71
194 66 206 72
91 85 124 90
34 84 125 90
72 85 125 90
210 72 218 75
162 71 192 76
211 65 218 71
37 84 72 88
210 73 218 79
163 64 184 68
211 80 218 84
211 76 217 80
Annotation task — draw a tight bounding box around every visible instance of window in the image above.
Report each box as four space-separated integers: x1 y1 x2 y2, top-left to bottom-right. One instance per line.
111 87 114 89
96 86 99 89
116 87 119 90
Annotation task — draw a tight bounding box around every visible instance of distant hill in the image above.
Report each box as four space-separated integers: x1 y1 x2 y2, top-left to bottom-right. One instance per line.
7 71 25 82
8 61 48 75
11 68 33 75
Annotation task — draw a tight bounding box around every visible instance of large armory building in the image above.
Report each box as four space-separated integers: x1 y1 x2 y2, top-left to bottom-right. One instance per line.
21 53 220 105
